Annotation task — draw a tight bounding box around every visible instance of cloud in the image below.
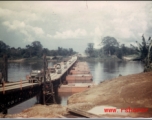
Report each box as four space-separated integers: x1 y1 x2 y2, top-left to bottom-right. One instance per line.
2 20 25 30
2 20 45 42
30 26 44 35
0 1 152 53
47 29 87 39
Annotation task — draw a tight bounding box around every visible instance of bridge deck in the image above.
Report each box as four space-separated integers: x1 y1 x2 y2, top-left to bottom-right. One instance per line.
0 56 77 94
0 83 39 92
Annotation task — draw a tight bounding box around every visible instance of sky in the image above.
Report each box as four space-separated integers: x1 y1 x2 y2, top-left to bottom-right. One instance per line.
0 1 152 54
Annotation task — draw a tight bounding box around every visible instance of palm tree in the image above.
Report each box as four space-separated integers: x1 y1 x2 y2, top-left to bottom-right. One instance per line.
130 34 150 62
146 36 152 65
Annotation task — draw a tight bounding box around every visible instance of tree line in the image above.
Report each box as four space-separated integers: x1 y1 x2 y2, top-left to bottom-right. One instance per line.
0 41 77 59
85 35 152 63
85 36 138 59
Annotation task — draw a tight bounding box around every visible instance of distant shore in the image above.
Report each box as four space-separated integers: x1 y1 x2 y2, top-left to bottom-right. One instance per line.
0 58 43 63
0 57 64 63
0 54 140 63
78 54 142 62
78 55 122 62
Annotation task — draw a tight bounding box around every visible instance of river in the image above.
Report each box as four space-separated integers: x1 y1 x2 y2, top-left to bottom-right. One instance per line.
7 60 144 114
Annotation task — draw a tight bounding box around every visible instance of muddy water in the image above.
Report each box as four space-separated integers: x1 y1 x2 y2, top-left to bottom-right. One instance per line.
6 60 144 114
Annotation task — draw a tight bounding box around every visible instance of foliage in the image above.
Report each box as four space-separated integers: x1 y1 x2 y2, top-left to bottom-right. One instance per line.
0 41 77 59
0 41 10 57
130 35 151 62
84 36 139 59
85 43 95 57
101 36 119 55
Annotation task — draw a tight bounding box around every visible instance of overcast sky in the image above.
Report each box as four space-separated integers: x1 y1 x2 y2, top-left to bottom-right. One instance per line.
0 1 152 54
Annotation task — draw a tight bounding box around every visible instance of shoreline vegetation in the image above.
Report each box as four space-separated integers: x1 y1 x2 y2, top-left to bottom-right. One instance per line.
78 56 122 62
0 58 43 63
0 54 139 63
78 54 141 62
0 56 68 63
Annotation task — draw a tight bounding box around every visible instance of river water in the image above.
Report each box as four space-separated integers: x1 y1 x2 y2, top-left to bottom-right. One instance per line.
7 60 144 114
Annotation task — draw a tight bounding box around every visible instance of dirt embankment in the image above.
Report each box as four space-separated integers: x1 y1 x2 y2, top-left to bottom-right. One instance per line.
2 72 152 118
67 72 152 118
4 104 67 118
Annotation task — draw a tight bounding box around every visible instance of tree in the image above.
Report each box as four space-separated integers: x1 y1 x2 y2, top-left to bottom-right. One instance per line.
0 40 77 59
57 47 62 56
50 50 57 56
42 48 50 55
31 41 43 58
115 47 123 59
101 36 119 56
120 44 127 55
26 45 33 58
147 37 152 65
57 47 76 56
85 43 94 57
130 34 149 61
98 48 103 57
69 48 73 55
0 41 10 57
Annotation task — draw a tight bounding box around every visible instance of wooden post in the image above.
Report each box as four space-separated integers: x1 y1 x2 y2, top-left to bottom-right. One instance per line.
26 75 29 80
20 80 22 90
3 81 5 94
60 78 61 85
3 55 8 83
43 54 48 105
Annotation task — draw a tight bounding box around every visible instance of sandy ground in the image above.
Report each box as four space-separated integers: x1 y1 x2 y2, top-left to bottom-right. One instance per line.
2 71 152 118
4 104 67 118
67 71 152 118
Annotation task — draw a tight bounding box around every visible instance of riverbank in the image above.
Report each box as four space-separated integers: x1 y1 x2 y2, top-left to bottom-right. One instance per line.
78 55 122 62
122 54 140 61
0 57 62 63
0 58 43 63
2 71 152 118
1 104 67 118
67 71 152 118
0 55 139 63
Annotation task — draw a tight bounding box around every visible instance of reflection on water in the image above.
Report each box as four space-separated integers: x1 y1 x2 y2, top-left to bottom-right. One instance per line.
8 97 37 114
8 61 54 82
88 61 144 84
7 60 144 114
58 93 74 106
